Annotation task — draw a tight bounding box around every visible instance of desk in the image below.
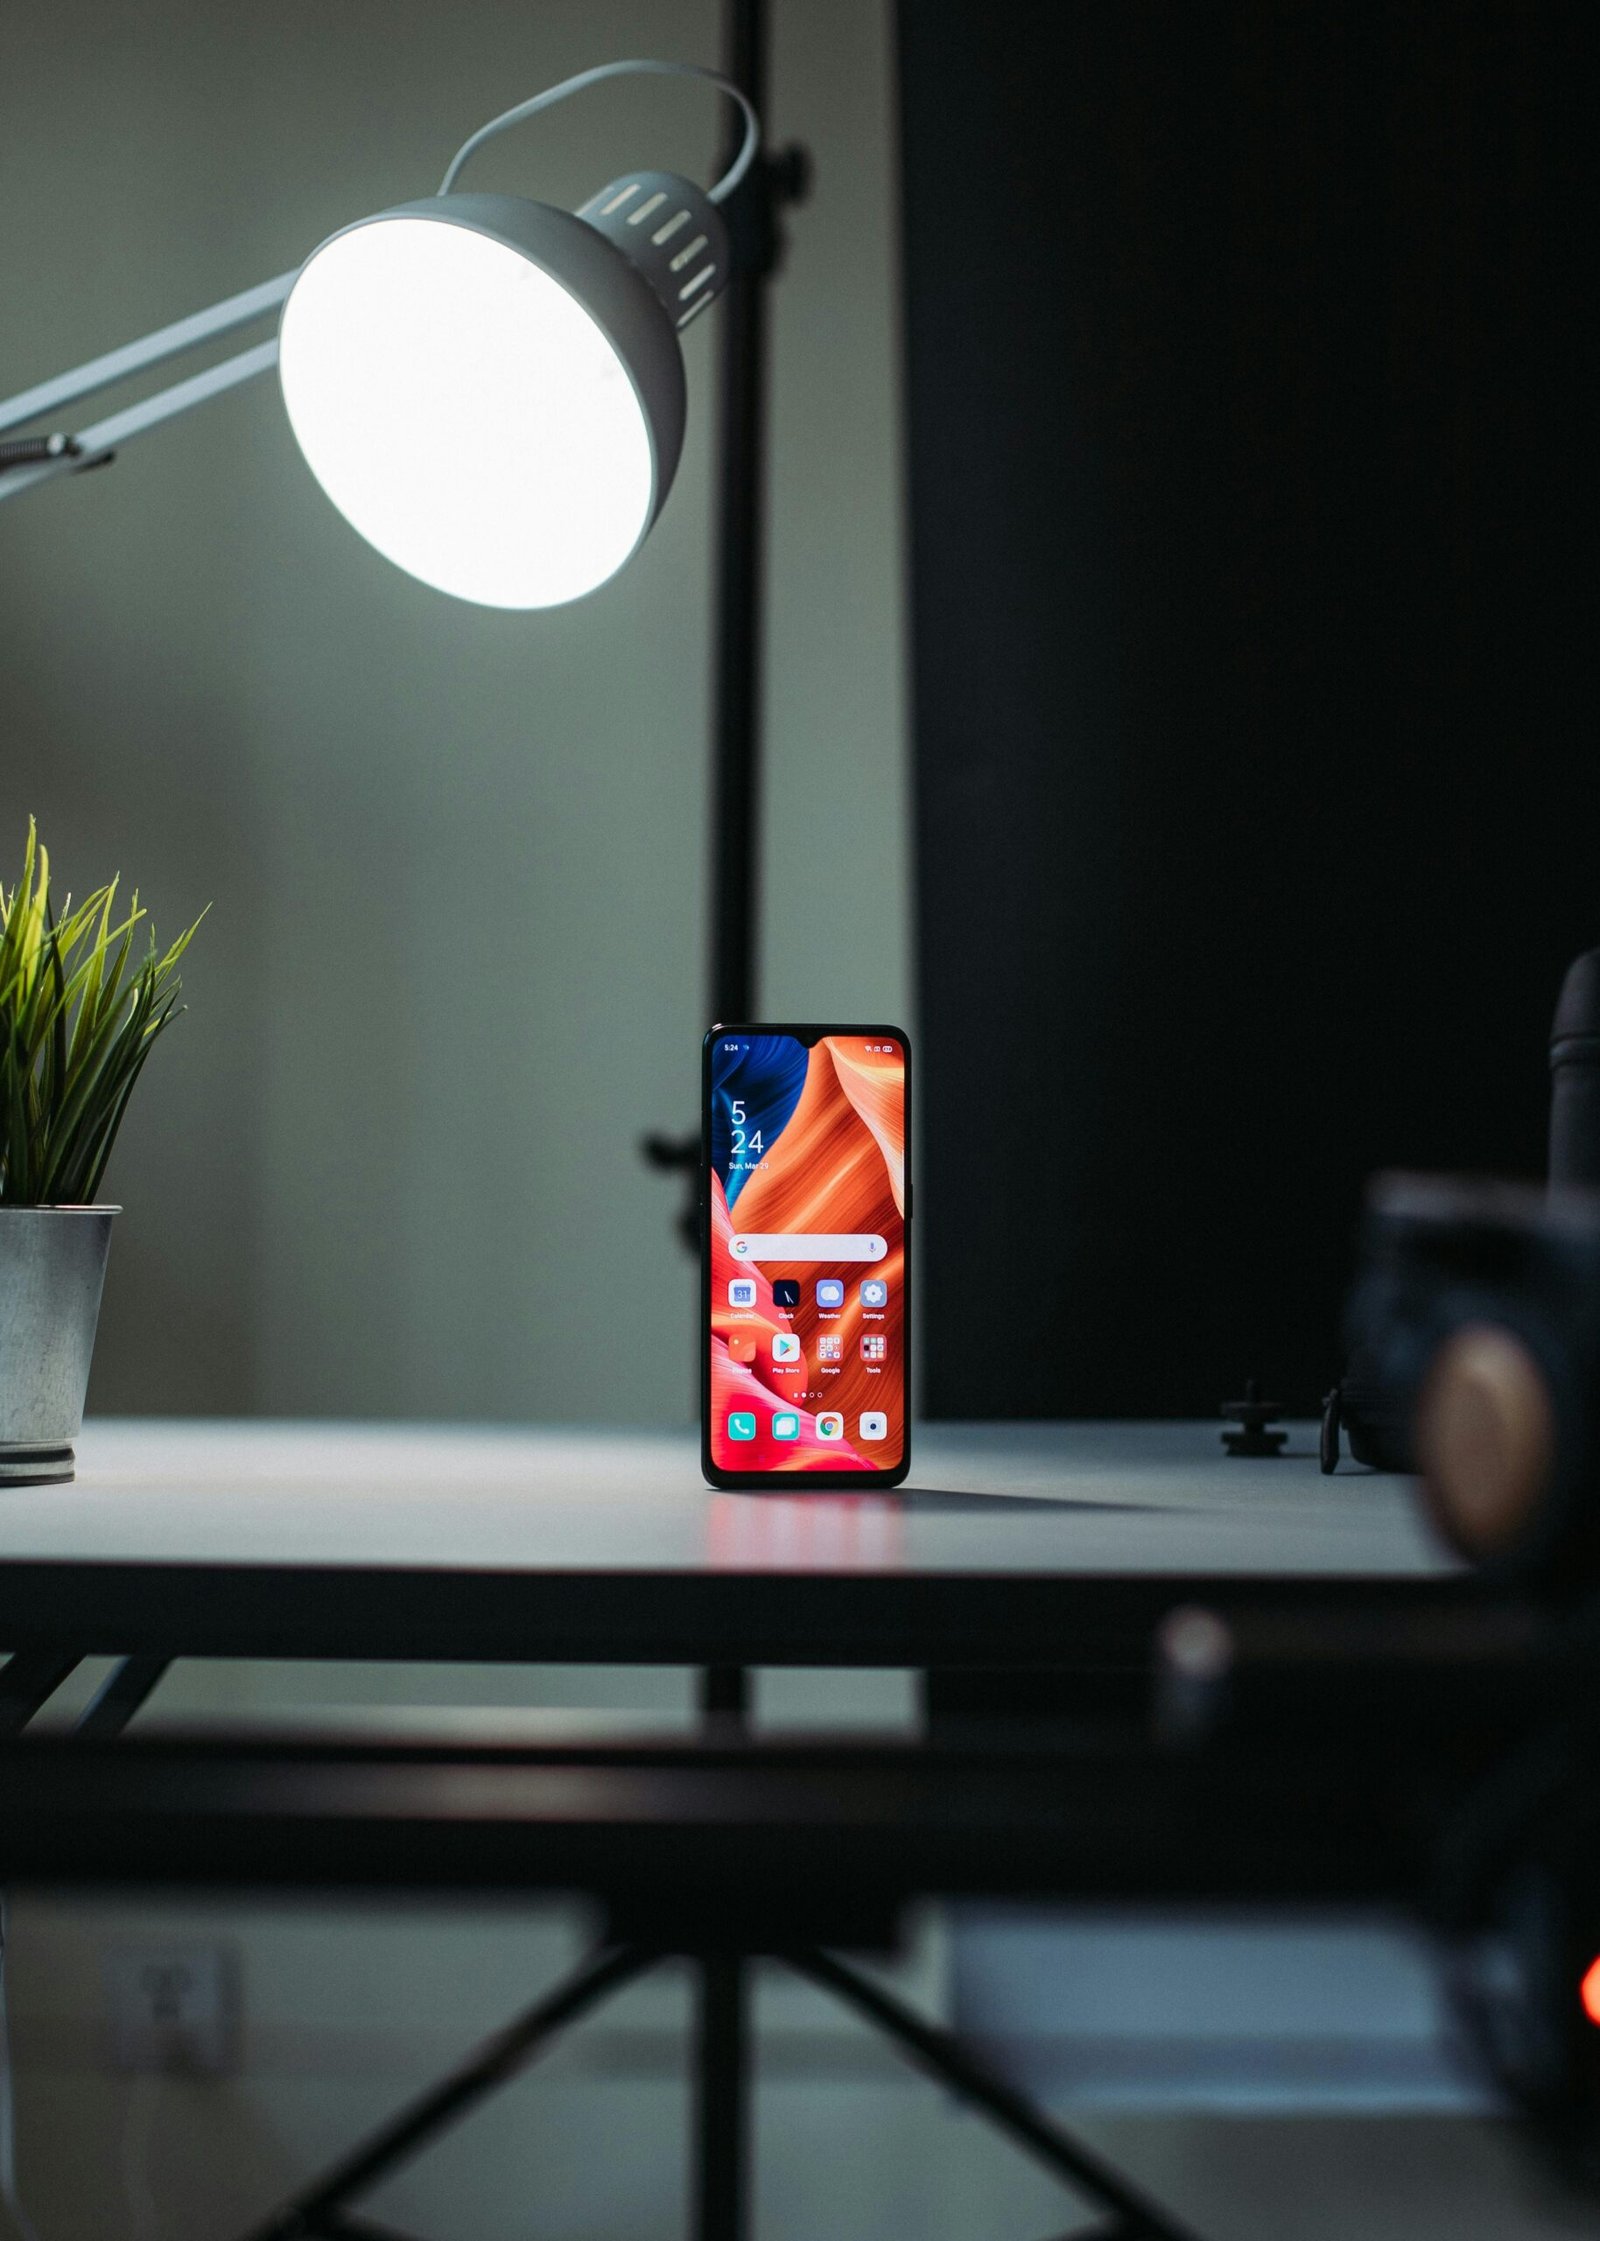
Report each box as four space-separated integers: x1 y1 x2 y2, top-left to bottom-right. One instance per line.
0 1420 1491 2241
0 1416 1454 1668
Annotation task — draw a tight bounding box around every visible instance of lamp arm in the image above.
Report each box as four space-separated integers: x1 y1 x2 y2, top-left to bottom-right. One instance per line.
0 270 296 441
0 268 296 505
0 338 282 505
438 57 760 204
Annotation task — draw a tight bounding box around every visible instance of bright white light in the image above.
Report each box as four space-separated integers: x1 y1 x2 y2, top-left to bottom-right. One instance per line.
278 216 657 608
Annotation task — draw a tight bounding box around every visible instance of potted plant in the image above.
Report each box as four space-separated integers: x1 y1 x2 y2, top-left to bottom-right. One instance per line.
0 821 202 1485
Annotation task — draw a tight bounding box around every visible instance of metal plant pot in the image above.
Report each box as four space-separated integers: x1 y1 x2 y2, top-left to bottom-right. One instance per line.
0 1206 117 1485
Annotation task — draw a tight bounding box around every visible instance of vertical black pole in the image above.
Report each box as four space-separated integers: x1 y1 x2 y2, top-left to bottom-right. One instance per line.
706 0 771 1028
691 12 794 2219
642 0 804 1228
693 1951 751 2241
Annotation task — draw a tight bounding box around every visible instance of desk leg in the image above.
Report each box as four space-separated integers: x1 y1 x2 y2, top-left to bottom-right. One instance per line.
693 1952 750 2241
78 1655 170 1738
0 1648 81 1736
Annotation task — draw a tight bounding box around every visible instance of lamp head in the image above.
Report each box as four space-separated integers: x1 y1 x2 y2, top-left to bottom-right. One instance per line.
277 173 729 609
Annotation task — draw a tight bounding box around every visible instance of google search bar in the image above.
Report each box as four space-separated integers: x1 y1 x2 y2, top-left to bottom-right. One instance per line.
730 1232 887 1263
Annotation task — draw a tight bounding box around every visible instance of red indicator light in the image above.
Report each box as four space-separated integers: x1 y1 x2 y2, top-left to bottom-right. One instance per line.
1581 1958 1600 2026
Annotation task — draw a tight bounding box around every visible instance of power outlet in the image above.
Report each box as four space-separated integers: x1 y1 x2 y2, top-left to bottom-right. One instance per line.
102 1942 239 2075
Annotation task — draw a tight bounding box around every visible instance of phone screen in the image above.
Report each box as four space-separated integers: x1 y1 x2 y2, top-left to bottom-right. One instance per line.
703 1025 909 1484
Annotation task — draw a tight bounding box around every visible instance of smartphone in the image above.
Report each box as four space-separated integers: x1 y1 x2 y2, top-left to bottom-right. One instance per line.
702 1023 911 1489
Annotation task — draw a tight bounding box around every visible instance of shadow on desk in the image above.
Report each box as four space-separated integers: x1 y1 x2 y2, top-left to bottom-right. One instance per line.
894 1489 1171 1517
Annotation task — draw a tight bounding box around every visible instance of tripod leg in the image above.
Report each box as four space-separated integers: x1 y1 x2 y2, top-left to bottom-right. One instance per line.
787 1950 1206 2241
235 1944 655 2241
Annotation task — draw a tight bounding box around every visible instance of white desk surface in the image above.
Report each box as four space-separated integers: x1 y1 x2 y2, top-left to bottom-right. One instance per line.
0 1417 1449 1576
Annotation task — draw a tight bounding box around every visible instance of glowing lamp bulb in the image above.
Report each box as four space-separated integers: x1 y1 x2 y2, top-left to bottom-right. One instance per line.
1580 1956 1600 2027
279 194 689 610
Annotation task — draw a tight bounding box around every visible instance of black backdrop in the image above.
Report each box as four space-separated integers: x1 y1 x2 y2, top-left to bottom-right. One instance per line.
897 2 1599 1418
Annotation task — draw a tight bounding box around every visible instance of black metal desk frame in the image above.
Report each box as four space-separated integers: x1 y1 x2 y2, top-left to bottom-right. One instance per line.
0 1550 1534 2241
1 1645 1218 2241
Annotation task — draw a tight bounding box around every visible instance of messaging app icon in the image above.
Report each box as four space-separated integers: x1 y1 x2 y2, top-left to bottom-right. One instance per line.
771 1411 801 1441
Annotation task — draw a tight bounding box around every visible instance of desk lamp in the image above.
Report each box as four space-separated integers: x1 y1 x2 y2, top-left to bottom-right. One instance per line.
0 59 757 608
1 31 804 1226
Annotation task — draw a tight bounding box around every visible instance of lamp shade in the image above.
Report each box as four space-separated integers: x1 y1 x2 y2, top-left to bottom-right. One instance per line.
278 194 687 609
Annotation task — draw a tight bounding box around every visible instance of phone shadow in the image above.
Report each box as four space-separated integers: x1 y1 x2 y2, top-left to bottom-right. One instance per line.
892 1486 1167 1516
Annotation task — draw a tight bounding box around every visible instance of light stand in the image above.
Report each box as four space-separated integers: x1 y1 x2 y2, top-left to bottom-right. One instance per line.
641 5 808 1258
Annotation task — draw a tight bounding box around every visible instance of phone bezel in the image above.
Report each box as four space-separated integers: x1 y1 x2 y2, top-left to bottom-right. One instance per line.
701 1021 912 1492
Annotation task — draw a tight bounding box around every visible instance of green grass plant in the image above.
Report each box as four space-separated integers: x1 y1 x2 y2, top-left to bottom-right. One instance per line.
0 819 204 1205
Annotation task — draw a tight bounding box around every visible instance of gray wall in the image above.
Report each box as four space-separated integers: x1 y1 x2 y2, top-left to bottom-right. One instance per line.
2 0 909 1425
